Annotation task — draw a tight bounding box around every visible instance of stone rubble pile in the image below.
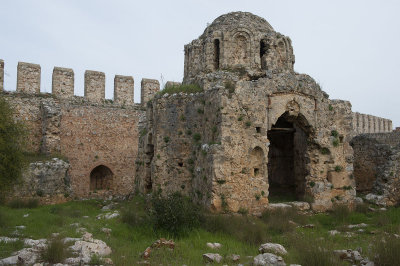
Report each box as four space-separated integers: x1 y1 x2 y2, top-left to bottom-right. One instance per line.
0 228 113 266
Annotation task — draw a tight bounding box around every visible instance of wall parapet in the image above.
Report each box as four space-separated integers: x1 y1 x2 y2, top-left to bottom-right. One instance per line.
352 112 392 134
1 59 160 105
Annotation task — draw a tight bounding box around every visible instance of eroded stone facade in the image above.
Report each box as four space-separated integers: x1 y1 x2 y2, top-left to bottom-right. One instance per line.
136 12 394 213
351 132 400 206
2 12 397 212
1 61 158 202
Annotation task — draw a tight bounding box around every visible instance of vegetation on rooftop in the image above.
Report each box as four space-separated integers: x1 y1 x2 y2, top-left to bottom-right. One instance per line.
157 84 203 96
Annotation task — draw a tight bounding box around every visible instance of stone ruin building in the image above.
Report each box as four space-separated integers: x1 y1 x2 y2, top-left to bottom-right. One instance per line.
0 12 398 213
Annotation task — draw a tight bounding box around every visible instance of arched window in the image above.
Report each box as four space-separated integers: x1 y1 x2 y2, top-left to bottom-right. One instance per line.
213 39 220 70
90 165 113 191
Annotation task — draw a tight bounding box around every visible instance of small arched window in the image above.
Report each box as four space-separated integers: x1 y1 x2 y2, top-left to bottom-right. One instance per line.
90 165 113 191
213 39 220 70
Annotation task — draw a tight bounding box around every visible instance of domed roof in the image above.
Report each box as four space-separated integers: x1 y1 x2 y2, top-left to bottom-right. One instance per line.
201 12 274 37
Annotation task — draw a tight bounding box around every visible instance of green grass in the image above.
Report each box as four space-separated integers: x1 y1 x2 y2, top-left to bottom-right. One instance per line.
1 198 400 265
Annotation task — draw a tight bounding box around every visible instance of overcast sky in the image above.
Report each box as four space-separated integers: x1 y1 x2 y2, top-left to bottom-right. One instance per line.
1 0 399 127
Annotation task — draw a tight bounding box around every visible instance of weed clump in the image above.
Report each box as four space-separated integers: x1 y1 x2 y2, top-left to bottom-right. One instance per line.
374 236 400 266
8 199 39 209
41 237 70 264
151 192 203 237
261 208 306 234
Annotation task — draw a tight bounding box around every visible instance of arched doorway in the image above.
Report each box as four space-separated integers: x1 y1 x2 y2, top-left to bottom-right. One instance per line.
267 112 310 201
90 165 113 191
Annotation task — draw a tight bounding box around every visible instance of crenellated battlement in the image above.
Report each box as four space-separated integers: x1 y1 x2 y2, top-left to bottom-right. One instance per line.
352 112 392 134
1 60 161 105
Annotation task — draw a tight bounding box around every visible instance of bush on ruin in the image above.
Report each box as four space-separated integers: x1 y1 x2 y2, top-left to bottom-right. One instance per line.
150 192 203 237
0 96 26 200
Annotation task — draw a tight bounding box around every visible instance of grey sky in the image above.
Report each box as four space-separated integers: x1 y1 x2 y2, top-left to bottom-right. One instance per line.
1 0 399 127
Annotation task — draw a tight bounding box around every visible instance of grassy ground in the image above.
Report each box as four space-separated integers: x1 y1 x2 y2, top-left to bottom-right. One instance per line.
1 197 400 265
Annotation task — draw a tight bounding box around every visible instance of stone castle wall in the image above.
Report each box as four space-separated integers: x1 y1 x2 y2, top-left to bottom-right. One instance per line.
1 59 160 200
352 112 392 134
351 132 400 206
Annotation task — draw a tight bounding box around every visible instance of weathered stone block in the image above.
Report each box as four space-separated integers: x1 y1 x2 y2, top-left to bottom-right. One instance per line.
17 62 41 94
141 78 159 104
52 67 74 98
328 171 352 188
114 75 134 105
84 70 105 103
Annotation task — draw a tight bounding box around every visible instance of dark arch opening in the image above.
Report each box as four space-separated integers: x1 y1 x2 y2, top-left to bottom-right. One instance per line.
213 39 220 70
145 133 154 192
90 165 113 191
260 39 269 70
267 113 309 201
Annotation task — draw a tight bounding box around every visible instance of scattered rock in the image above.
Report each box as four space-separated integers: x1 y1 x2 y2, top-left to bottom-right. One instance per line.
287 201 311 211
0 236 19 243
355 197 364 204
76 227 87 234
82 232 93 241
101 227 112 236
266 203 292 211
227 254 240 262
96 211 120 220
151 238 175 249
259 243 287 255
365 193 386 206
102 202 117 211
23 214 29 218
301 224 315 229
203 253 223 263
348 223 367 229
334 249 363 263
70 222 80 227
15 225 26 230
142 247 152 259
206 242 222 249
69 238 112 264
253 253 286 266
329 230 340 236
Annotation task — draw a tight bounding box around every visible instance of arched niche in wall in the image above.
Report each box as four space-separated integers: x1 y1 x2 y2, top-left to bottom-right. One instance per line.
230 29 253 68
90 165 113 191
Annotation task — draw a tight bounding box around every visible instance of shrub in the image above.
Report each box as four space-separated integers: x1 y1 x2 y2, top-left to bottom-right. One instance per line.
374 236 400 266
320 147 330 155
0 96 26 196
334 165 343 172
245 121 252 127
332 139 339 147
331 130 339 138
151 192 203 237
238 115 244 121
122 197 150 227
41 237 69 263
8 199 39 209
163 136 170 143
193 133 201 142
197 108 204 114
224 81 235 94
0 209 6 227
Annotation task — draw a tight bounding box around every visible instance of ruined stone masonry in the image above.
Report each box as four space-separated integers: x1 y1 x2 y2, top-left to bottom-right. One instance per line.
1 12 398 212
1 59 160 202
